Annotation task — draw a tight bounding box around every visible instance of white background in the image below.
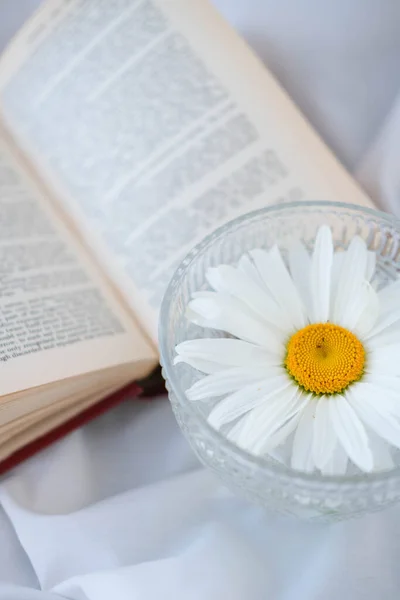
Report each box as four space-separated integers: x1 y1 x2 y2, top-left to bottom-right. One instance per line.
1 1 400 598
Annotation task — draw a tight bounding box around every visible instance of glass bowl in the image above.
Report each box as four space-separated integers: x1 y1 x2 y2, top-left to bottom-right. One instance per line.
159 201 400 521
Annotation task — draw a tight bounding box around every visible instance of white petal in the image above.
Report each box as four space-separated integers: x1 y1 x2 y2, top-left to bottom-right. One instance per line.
186 365 279 401
175 338 280 368
328 394 373 472
363 373 400 399
250 246 306 329
235 384 302 449
377 278 400 315
365 276 400 339
332 236 368 327
321 441 349 476
310 225 333 323
174 356 226 374
347 386 400 451
260 410 303 454
365 325 400 349
365 308 400 340
291 399 316 473
330 251 345 308
207 376 290 429
206 265 288 332
331 249 375 315
188 293 284 350
312 397 337 470
352 282 380 337
368 432 394 471
366 345 400 376
191 291 216 299
237 254 267 290
227 416 248 444
349 380 400 419
288 240 312 318
245 388 307 454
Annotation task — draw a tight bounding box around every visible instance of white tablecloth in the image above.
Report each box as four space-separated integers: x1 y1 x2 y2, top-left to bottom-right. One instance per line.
1 1 400 598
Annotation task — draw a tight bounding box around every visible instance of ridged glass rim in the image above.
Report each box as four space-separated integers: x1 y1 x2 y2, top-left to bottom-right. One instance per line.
159 200 400 489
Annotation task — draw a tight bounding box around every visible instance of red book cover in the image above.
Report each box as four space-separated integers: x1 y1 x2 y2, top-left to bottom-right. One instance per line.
0 381 142 476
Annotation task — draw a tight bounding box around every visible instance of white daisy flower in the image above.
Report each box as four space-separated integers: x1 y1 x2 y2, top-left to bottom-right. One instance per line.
174 225 400 476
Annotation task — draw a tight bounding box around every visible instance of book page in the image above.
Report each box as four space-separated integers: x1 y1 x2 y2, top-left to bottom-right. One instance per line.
0 0 374 343
0 131 155 396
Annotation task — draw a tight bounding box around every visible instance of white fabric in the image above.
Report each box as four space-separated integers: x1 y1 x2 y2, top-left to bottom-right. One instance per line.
2 0 400 598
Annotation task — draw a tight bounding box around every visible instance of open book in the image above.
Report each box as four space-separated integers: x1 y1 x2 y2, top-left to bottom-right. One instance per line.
0 0 374 467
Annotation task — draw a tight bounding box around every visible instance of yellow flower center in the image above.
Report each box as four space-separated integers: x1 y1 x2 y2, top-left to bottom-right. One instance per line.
285 323 365 395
